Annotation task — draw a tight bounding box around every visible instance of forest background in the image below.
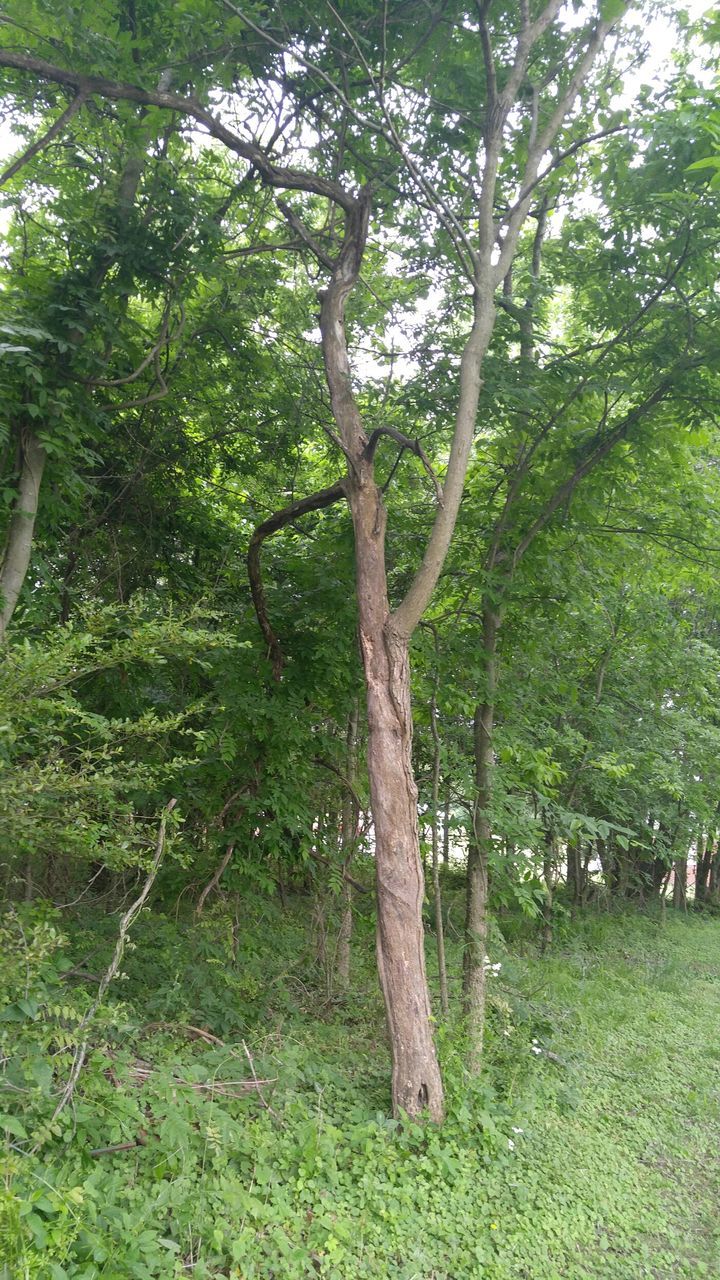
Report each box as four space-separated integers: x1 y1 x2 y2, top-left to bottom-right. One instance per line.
2 0 720 1276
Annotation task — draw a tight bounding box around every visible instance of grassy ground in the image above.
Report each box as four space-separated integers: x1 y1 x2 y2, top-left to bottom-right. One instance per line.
480 911 720 1279
2 895 720 1278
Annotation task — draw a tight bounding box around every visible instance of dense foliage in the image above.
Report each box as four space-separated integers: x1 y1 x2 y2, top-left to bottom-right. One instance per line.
1 0 720 1274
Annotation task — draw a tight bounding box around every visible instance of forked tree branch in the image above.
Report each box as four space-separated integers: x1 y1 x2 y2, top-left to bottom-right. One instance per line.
247 480 347 679
364 427 444 506
390 5 629 637
495 9 621 281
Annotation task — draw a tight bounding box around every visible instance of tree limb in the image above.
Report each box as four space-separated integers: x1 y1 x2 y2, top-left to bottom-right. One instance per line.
196 843 236 915
364 426 444 505
511 379 677 567
0 87 87 186
0 49 356 210
247 480 347 679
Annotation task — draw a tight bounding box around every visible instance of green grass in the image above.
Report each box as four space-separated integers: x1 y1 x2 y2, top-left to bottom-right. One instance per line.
2 898 720 1278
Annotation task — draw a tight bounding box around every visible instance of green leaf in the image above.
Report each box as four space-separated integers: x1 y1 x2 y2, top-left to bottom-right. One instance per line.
0 1113 28 1139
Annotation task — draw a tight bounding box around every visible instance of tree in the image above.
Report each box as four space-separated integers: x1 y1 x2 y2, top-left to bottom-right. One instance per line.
0 0 652 1118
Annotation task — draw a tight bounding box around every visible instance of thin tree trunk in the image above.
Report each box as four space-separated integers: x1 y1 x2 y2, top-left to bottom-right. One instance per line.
463 604 498 1070
428 637 449 1018
0 429 46 639
672 856 687 912
24 855 34 903
356 558 444 1119
312 193 445 1120
336 701 359 990
195 843 235 916
541 830 556 953
581 843 593 905
695 833 710 905
566 840 579 906
702 834 712 906
442 791 451 877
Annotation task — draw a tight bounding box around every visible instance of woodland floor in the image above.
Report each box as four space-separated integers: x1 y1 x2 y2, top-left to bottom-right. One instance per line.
3 896 720 1278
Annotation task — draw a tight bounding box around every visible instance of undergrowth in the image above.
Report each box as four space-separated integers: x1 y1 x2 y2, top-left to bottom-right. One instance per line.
2 895 719 1278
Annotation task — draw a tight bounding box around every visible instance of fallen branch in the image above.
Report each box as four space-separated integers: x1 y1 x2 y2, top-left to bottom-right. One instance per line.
104 1053 276 1096
90 1137 147 1157
140 1021 226 1047
242 1039 283 1122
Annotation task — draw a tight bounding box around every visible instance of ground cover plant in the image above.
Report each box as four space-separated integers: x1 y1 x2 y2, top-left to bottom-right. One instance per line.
3 901 720 1278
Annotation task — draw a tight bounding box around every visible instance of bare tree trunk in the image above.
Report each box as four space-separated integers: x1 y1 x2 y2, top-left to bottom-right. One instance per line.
195 843 235 916
442 791 451 877
581 843 593 905
707 832 720 904
336 701 359 990
695 833 710 905
463 605 498 1070
566 839 578 906
672 856 687 911
541 830 556 953
353 507 444 1119
0 429 46 639
428 637 449 1018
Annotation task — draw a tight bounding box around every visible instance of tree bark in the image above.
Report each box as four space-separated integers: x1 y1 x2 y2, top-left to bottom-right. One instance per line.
0 429 46 640
354 503 445 1119
336 701 359 990
541 830 556 953
428 641 450 1018
463 605 498 1070
566 840 578 905
442 791 451 877
672 856 687 912
314 190 446 1119
695 833 710 905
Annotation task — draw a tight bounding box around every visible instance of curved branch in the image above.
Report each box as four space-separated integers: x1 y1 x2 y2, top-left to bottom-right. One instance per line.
312 755 363 817
0 49 356 210
248 480 347 679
